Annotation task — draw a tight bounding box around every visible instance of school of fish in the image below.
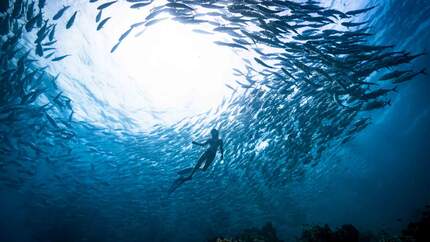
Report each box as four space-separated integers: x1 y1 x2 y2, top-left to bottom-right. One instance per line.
0 0 426 240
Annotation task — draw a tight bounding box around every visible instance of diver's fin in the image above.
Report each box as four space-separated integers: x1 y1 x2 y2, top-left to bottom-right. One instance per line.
177 167 193 176
168 176 191 195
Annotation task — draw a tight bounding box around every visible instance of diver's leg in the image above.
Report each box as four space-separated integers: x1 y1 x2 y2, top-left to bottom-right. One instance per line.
177 167 193 176
202 152 216 171
168 175 191 195
187 152 208 179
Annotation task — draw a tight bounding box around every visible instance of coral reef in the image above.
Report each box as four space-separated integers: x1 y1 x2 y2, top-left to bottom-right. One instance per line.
400 206 430 242
210 206 430 242
298 224 360 242
208 222 283 242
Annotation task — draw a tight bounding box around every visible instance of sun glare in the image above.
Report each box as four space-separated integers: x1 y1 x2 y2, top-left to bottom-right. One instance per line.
114 21 242 124
49 1 245 129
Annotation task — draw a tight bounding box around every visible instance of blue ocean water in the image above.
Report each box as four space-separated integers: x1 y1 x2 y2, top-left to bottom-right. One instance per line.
0 0 429 241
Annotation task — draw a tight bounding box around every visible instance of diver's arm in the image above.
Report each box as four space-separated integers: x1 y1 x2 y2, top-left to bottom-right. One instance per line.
192 140 208 146
219 140 224 160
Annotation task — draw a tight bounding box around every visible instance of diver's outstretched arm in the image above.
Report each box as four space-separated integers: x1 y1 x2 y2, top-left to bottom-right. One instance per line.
192 140 208 146
220 140 224 160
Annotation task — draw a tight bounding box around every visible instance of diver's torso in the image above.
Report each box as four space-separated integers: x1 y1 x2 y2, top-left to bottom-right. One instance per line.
207 138 221 152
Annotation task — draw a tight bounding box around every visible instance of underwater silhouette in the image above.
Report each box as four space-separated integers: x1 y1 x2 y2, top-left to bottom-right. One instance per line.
168 128 224 194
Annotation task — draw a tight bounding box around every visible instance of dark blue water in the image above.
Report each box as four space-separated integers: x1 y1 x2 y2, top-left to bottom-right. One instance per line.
0 0 429 241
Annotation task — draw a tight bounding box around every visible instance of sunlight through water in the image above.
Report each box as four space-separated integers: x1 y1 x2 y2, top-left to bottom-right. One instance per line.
115 21 241 125
46 1 244 130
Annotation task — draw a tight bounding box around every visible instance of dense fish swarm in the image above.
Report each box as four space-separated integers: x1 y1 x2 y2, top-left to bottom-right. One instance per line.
92 0 424 185
0 0 426 240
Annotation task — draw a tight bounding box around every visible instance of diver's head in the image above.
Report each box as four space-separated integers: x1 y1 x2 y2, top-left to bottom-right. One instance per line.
211 128 219 138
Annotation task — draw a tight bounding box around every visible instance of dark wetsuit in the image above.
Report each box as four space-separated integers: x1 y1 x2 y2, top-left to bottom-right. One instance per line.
196 138 223 170
168 135 223 195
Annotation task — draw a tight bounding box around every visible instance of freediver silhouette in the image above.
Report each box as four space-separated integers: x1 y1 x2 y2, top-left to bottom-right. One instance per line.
168 128 224 194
